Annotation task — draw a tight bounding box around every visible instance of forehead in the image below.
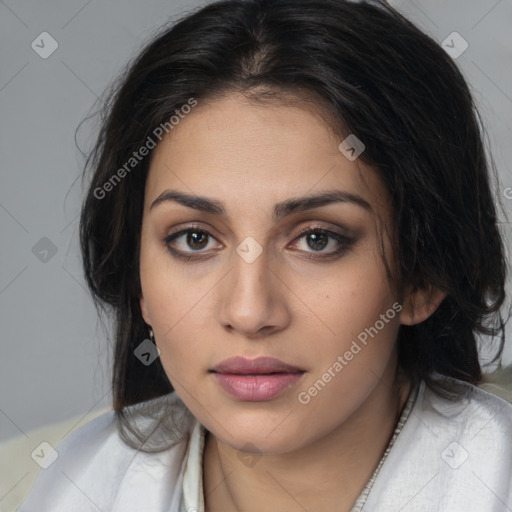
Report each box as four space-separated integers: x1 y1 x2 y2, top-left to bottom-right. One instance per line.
145 93 391 223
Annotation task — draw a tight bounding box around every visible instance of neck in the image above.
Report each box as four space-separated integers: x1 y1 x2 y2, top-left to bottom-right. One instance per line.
203 371 412 512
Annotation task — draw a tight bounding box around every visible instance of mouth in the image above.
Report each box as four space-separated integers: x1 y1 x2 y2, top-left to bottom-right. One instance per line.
209 356 306 401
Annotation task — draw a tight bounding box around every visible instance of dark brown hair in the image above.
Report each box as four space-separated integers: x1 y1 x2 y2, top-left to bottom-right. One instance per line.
79 0 510 450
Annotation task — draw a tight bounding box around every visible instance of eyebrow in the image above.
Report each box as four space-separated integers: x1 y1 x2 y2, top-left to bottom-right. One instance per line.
149 189 373 222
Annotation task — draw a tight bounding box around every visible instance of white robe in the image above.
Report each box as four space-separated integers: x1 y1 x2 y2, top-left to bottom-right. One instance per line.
17 376 512 512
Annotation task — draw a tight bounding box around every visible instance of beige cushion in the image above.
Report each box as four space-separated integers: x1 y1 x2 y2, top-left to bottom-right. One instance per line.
0 407 111 512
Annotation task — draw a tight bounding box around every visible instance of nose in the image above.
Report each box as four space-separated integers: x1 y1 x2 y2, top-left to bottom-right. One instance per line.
218 246 290 338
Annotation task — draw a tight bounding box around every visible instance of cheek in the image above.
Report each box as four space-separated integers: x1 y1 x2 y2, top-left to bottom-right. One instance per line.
139 263 216 390
295 247 395 339
293 288 400 438
141 274 208 357
290 242 399 396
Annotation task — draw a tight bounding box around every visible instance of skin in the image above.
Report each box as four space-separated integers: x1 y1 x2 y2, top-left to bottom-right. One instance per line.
139 92 446 511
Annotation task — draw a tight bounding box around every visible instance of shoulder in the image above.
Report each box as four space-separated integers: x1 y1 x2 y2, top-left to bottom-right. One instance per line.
420 375 512 440
364 377 512 511
415 375 512 466
17 392 196 512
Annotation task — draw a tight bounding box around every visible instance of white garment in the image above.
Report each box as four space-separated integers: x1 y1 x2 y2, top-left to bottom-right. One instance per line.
17 377 512 512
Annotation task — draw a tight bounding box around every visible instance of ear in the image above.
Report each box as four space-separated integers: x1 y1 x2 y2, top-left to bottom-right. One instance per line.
139 294 152 325
399 282 447 326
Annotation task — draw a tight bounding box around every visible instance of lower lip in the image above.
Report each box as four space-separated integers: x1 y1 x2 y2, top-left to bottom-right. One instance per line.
212 372 304 401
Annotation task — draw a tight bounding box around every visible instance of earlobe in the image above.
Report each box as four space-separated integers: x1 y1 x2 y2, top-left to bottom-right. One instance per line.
399 283 447 326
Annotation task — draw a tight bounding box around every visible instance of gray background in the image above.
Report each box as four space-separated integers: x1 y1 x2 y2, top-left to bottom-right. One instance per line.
1 0 511 448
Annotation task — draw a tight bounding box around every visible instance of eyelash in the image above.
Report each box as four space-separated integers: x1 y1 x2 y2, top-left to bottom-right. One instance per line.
163 225 355 262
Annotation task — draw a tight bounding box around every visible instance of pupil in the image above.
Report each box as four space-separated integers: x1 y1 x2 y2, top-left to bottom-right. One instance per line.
308 232 327 251
188 231 207 250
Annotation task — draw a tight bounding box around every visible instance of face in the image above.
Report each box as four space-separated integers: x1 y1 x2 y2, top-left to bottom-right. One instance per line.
139 92 405 454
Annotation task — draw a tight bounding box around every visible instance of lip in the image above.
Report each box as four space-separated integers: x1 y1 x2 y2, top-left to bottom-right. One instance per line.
210 356 305 401
210 356 304 374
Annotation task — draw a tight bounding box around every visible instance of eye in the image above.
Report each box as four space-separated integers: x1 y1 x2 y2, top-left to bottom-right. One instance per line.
163 225 355 262
164 226 221 261
289 226 354 260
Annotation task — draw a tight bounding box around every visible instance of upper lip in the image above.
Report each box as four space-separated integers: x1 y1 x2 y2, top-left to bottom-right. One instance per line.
210 356 304 374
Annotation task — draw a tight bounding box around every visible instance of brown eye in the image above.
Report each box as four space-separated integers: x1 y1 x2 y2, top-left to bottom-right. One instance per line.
164 226 220 261
183 230 209 250
290 227 354 260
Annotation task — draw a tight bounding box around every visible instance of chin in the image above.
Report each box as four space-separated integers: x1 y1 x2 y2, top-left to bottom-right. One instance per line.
207 410 311 454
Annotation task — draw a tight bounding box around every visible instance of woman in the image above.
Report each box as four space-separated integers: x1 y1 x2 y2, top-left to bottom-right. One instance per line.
18 0 512 510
